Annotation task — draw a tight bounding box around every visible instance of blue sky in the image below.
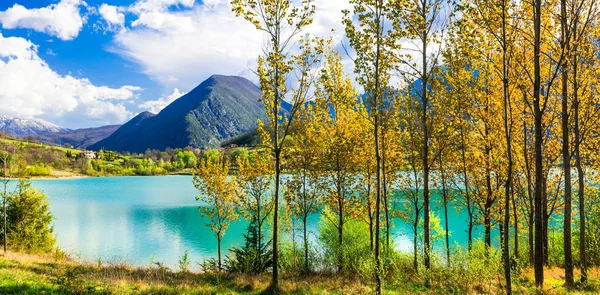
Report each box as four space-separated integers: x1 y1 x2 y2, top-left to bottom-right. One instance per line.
0 0 352 129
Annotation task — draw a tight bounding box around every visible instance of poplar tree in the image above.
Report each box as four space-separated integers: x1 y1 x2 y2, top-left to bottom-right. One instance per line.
231 0 317 287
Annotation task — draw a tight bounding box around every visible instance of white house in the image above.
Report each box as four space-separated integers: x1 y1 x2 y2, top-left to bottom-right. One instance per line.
83 150 96 159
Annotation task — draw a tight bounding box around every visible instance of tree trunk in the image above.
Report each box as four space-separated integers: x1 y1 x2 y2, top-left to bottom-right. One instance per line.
560 0 574 285
573 31 587 282
512 189 519 259
303 213 309 274
484 206 492 249
338 184 343 273
501 2 513 291
414 220 419 273
533 0 545 286
440 154 450 265
272 149 281 286
461 126 473 251
373 8 383 293
218 236 222 271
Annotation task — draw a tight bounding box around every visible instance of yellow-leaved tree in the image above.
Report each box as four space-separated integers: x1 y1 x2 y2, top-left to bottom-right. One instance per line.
230 0 323 287
193 154 240 270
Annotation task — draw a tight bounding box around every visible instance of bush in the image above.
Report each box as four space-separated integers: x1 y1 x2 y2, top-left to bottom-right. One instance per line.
318 210 372 274
226 220 272 274
2 180 56 253
27 163 51 176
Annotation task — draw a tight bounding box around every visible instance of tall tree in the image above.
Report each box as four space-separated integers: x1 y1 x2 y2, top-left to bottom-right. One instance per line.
533 0 544 286
314 51 360 273
230 0 317 287
559 0 573 286
343 1 399 292
395 0 450 278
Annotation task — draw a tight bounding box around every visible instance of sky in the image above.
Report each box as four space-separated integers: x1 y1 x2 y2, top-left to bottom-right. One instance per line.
0 0 353 129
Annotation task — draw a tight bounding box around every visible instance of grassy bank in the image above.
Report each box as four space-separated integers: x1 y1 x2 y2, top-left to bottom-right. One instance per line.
0 251 599 294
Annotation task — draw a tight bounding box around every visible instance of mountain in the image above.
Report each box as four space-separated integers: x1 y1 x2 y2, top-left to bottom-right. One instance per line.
0 116 66 136
35 125 121 149
89 75 267 153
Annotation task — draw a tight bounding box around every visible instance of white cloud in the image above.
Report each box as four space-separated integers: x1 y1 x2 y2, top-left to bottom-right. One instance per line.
99 4 125 31
0 33 142 128
138 88 186 113
0 0 86 41
109 0 352 92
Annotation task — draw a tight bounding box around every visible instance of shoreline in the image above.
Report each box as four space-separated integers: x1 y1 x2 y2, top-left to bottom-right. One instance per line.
29 173 193 180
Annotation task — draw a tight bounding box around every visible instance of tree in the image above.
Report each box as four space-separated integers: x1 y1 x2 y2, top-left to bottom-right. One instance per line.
236 150 274 252
193 155 239 270
6 180 55 253
313 51 361 273
343 1 399 292
394 0 451 280
286 101 325 274
230 1 318 287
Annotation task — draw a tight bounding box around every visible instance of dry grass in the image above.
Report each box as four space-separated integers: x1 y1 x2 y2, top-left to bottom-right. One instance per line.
0 251 598 294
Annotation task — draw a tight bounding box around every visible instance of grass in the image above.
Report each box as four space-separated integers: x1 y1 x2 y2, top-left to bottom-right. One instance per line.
0 251 599 294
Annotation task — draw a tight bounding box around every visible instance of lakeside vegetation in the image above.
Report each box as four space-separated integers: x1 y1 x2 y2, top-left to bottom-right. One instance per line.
0 135 253 178
2 0 600 294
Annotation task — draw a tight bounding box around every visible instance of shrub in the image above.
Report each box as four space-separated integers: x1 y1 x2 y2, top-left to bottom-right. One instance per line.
318 210 372 274
27 163 51 176
226 220 272 274
3 180 56 253
178 250 190 273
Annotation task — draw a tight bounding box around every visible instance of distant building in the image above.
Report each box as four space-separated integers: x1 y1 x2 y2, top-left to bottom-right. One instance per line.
83 150 96 159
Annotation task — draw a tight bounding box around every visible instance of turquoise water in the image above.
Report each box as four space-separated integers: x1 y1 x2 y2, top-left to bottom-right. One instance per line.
32 176 492 269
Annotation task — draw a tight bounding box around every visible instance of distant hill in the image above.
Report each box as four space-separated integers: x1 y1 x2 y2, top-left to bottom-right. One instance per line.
35 125 121 149
0 116 66 136
89 75 267 153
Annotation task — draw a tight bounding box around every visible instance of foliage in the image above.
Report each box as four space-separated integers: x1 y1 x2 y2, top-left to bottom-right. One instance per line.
178 250 190 273
3 180 55 253
193 153 240 269
318 211 372 274
225 220 273 274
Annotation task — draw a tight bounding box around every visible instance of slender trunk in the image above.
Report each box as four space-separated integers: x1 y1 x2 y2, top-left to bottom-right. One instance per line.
461 126 473 250
573 33 587 282
529 217 534 265
560 0 574 285
383 134 390 250
414 220 419 273
271 27 281 286
257 199 262 250
485 127 492 250
303 213 309 274
373 7 383 294
524 112 535 265
440 154 450 265
338 179 343 273
512 188 519 259
484 206 492 249
543 178 549 266
501 2 513 291
272 150 280 286
218 236 222 271
533 0 545 286
422 38 431 283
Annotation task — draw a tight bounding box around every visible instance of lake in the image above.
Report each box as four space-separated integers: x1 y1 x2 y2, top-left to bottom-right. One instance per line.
32 176 493 270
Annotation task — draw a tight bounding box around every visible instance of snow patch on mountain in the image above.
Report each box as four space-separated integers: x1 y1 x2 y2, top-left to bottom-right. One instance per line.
0 116 67 136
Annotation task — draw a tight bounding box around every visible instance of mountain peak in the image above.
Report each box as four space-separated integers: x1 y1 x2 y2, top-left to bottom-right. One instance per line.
0 116 66 136
89 75 266 152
